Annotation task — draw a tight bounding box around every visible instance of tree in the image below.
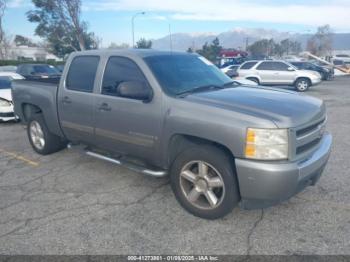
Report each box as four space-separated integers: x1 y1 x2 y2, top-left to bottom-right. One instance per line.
196 37 222 62
136 38 152 49
248 38 302 58
280 39 302 56
27 0 100 58
14 35 38 47
108 42 130 49
0 0 10 59
307 25 333 56
187 47 194 53
247 39 271 58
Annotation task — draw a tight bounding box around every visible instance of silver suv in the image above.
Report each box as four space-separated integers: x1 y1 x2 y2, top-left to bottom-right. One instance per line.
238 60 322 91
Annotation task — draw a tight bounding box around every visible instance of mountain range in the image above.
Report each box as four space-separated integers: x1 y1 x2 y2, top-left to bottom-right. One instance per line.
152 28 350 51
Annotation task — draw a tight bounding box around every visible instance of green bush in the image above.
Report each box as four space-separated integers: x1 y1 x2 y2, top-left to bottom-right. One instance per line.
0 60 65 66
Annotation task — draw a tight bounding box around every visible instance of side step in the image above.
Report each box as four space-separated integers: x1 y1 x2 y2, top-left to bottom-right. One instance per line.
85 151 168 178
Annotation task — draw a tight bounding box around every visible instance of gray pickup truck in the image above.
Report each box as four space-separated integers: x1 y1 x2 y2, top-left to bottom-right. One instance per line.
12 50 332 219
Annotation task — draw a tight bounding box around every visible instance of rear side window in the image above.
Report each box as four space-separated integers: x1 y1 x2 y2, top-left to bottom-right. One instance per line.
257 62 290 71
66 56 100 92
256 62 275 70
240 62 257 70
273 62 290 71
102 56 148 96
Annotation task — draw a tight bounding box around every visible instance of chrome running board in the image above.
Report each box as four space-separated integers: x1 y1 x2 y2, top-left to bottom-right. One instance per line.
85 150 168 177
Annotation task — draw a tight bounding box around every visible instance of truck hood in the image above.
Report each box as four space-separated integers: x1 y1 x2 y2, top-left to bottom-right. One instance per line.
0 89 12 102
186 86 325 128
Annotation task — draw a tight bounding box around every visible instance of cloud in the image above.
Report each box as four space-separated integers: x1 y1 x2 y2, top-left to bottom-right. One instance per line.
84 0 350 30
7 0 25 8
7 0 31 8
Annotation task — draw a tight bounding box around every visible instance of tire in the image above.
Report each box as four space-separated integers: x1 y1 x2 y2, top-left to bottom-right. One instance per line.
294 78 311 92
27 113 66 155
170 145 240 219
247 77 259 84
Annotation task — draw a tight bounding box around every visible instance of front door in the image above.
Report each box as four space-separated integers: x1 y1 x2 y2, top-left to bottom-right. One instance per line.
93 56 162 163
57 55 100 143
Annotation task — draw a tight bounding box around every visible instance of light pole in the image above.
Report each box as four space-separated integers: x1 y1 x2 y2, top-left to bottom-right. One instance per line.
165 18 173 51
132 12 145 48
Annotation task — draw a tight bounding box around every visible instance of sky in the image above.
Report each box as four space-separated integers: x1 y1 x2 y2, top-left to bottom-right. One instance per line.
3 0 350 47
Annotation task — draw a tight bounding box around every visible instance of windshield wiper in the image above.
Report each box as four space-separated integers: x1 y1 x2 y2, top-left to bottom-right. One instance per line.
176 84 224 97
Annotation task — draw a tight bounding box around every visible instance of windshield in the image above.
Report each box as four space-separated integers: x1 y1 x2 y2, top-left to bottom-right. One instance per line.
33 65 60 75
0 77 11 89
144 54 232 96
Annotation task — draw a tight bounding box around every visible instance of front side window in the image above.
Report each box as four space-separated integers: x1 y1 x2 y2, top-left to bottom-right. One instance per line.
66 56 100 93
102 57 148 96
144 54 231 96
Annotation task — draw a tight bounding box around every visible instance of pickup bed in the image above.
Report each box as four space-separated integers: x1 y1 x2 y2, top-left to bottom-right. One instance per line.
12 49 332 219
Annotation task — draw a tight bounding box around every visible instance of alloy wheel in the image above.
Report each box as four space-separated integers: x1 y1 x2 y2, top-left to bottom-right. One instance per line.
297 80 308 91
29 121 45 150
179 160 225 210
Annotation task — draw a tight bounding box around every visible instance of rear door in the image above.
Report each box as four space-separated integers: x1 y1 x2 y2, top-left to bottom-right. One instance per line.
255 61 276 84
57 55 100 143
256 61 295 84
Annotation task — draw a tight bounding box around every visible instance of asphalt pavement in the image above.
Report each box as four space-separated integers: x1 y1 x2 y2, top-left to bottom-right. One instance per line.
0 77 349 255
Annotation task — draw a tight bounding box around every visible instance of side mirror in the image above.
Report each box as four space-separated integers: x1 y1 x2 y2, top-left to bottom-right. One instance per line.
287 67 295 71
118 81 152 102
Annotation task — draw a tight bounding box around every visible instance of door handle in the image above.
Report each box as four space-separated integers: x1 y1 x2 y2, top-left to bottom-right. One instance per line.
98 102 112 112
62 96 72 104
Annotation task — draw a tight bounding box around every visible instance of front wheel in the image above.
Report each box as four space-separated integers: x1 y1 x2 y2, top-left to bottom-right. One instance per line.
294 78 311 92
170 145 240 219
27 114 67 155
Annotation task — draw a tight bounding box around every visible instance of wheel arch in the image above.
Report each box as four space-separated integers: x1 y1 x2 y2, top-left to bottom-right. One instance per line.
293 76 312 86
167 134 235 168
245 75 261 83
22 103 42 123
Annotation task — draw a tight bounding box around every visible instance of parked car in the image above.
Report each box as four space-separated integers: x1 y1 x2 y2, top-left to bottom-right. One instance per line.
0 72 25 80
232 78 258 86
16 64 61 81
220 57 247 68
12 50 332 219
0 66 17 72
237 60 322 92
221 64 239 74
290 61 334 81
56 64 65 73
0 77 17 122
333 54 350 63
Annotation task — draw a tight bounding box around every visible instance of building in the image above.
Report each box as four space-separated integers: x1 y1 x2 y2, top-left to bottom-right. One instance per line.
5 45 61 62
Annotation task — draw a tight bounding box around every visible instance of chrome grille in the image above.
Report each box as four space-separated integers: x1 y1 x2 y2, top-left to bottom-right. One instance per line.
295 117 326 155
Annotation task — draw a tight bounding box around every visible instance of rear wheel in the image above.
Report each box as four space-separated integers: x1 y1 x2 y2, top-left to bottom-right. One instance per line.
294 78 310 92
27 114 67 155
247 77 259 84
170 145 240 219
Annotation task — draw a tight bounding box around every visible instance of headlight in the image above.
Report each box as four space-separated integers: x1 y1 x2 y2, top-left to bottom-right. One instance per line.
245 128 289 160
0 98 11 107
